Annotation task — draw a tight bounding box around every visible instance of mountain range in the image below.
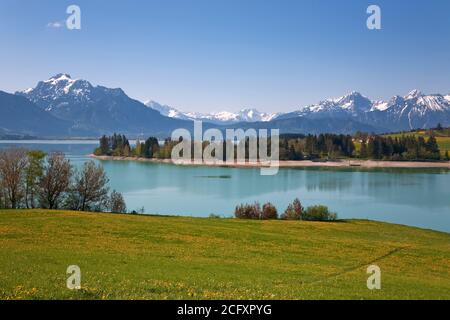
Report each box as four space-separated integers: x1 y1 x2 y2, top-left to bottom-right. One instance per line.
277 90 450 133
145 100 279 125
0 73 448 138
147 90 450 133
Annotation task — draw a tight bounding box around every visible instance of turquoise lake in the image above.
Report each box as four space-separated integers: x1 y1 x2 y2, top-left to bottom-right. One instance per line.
1 141 450 233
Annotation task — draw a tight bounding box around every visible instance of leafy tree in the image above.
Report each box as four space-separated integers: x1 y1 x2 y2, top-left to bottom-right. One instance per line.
303 205 337 221
360 141 368 158
143 137 159 158
99 135 110 155
25 150 46 208
134 139 142 157
426 135 440 159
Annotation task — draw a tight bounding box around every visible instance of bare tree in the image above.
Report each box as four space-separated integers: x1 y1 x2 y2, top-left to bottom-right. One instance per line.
109 190 127 213
67 161 109 212
0 148 28 209
39 152 72 209
0 181 6 208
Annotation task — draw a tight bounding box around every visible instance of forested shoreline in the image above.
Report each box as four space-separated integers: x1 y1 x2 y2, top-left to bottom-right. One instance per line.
94 130 449 162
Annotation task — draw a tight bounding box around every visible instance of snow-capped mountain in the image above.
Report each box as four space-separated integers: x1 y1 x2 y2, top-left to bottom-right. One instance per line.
374 90 450 130
17 74 193 137
278 90 450 131
20 74 95 112
292 91 372 119
145 100 279 124
144 100 193 120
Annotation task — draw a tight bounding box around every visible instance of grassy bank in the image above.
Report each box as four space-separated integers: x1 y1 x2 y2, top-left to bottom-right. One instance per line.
0 210 449 300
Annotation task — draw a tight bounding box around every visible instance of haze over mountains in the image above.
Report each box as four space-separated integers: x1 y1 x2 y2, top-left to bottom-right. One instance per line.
0 73 448 138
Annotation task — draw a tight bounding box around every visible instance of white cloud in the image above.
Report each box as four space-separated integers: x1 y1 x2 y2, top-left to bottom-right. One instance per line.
47 21 64 28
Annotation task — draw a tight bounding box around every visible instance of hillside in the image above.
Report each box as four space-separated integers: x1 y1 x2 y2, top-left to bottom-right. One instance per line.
0 91 71 137
0 210 449 300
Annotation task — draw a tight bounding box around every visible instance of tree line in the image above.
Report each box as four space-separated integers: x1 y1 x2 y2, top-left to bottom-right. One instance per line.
95 132 447 162
0 148 126 213
356 133 443 161
279 134 355 160
95 134 176 159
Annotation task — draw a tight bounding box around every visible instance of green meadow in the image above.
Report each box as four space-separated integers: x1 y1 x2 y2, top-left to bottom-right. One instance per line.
0 210 449 300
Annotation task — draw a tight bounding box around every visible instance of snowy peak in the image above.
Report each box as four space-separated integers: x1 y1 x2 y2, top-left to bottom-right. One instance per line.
336 91 372 111
330 91 363 103
298 90 450 116
145 101 279 124
371 101 390 112
237 108 279 122
405 89 423 100
145 100 188 119
291 89 450 131
19 74 94 108
46 73 73 83
298 91 372 116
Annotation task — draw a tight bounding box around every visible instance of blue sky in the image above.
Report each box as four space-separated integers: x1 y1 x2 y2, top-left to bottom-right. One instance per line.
0 0 449 113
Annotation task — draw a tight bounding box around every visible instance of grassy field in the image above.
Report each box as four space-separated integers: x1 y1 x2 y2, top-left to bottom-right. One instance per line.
0 210 449 300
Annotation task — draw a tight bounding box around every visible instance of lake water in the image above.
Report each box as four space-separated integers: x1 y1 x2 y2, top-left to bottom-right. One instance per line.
1 140 450 233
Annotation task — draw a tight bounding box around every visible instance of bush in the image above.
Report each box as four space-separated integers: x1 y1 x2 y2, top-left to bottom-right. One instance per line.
303 205 337 221
234 200 338 222
234 202 262 219
281 198 304 220
261 203 278 220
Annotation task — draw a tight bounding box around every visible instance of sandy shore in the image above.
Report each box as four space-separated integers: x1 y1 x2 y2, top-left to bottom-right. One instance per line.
89 154 450 169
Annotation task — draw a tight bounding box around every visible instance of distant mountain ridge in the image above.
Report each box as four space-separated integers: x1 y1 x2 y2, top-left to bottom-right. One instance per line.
0 73 447 138
147 89 450 132
277 90 450 132
145 100 279 124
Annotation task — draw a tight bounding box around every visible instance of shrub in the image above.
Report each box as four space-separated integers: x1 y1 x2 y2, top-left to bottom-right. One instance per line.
261 202 278 220
234 202 262 219
281 198 304 220
303 205 337 221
